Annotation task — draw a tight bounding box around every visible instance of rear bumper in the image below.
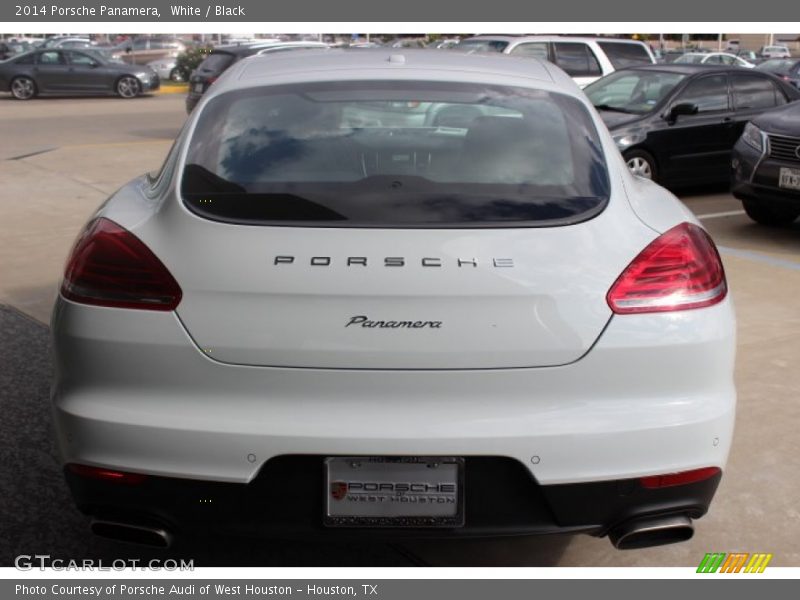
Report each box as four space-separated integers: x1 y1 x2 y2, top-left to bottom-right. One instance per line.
52 296 736 483
51 295 736 537
64 456 722 540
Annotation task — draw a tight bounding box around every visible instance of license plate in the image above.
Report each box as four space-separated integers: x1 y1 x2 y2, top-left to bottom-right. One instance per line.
779 167 800 191
193 83 204 93
324 456 464 527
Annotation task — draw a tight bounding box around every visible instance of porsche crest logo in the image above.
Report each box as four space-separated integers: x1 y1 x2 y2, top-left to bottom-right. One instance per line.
330 481 348 501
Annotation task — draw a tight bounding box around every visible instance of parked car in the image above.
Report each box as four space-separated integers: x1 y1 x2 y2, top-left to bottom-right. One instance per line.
755 58 800 88
0 48 160 99
456 35 655 87
760 45 791 59
53 49 734 550
674 52 755 68
40 36 93 49
427 38 461 50
147 58 182 81
732 101 800 225
185 41 328 113
8 36 45 47
659 49 688 63
735 50 760 63
584 64 800 185
111 37 187 65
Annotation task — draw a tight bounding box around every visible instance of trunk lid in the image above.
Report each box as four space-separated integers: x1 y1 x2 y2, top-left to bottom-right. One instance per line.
150 204 654 370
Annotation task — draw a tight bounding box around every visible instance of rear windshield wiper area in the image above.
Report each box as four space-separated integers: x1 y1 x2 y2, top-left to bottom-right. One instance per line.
594 104 636 114
180 172 610 228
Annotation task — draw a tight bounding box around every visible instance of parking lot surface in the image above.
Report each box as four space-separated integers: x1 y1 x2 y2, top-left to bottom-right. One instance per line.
0 94 798 566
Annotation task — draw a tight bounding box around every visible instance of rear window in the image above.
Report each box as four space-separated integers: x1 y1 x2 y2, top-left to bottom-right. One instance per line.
731 74 786 109
597 41 653 68
181 81 610 227
198 52 235 73
552 43 602 77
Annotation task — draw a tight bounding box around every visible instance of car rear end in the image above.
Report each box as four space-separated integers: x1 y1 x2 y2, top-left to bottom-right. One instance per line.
52 52 736 549
186 49 237 112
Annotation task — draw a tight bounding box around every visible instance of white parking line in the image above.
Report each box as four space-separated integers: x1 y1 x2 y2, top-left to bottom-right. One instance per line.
718 246 800 272
696 210 746 220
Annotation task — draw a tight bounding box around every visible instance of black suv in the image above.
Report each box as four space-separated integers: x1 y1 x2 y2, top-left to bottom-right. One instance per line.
732 101 800 225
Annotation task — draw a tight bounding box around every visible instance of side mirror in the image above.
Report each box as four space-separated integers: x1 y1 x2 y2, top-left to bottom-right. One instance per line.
666 102 699 123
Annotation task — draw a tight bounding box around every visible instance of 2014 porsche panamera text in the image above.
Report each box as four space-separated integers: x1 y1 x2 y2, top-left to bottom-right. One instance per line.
50 49 736 550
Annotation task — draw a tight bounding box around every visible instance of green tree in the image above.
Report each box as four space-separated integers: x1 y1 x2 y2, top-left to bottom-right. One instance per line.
175 45 214 81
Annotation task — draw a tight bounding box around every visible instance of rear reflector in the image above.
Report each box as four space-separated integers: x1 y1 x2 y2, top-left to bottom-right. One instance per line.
61 218 182 311
607 222 726 314
640 467 721 489
67 464 148 485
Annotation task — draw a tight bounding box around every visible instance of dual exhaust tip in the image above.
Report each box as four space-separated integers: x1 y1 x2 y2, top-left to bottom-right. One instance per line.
90 519 172 548
609 514 694 550
89 514 694 551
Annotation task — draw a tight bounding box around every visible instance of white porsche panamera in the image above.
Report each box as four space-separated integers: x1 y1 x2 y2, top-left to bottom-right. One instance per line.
51 50 736 550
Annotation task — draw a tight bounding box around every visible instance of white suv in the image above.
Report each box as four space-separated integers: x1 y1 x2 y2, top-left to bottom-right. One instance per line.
456 36 656 87
760 45 791 59
52 49 734 551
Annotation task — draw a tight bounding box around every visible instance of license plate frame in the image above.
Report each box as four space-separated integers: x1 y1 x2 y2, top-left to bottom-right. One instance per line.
323 456 465 528
779 167 800 191
193 83 204 93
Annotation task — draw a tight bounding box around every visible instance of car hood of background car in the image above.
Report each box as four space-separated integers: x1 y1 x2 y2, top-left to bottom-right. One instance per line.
751 101 800 136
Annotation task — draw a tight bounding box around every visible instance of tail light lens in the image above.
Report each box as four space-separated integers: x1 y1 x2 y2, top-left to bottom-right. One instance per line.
640 467 721 489
61 218 182 311
607 222 726 314
67 464 148 485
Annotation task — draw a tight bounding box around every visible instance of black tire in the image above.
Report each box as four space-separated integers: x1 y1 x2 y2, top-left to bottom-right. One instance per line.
623 149 658 182
169 68 183 82
742 200 800 226
10 76 36 100
115 75 141 99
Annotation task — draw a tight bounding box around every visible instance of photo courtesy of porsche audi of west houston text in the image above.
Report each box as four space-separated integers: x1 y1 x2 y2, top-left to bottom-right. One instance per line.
50 49 735 550
13 4 248 18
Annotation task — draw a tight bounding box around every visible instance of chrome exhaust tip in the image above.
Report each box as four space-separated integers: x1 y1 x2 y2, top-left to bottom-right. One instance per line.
90 519 172 548
609 514 694 550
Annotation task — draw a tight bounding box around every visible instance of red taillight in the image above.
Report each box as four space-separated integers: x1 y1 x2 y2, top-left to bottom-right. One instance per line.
207 77 217 85
607 222 726 314
67 464 148 485
640 467 721 489
61 217 182 311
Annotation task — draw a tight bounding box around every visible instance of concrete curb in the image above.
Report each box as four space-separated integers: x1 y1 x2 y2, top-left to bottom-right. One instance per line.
156 84 188 95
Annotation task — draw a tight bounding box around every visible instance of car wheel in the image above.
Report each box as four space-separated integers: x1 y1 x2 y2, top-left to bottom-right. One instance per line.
169 68 183 82
10 76 36 100
116 76 141 99
742 200 800 226
624 149 658 181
